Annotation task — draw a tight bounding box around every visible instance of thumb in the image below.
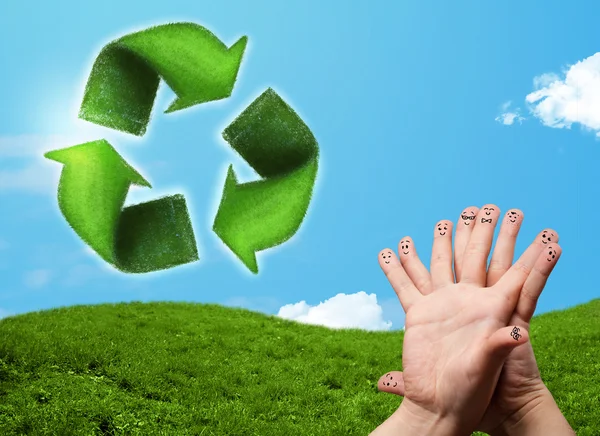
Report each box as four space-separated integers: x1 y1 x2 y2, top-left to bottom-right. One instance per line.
486 325 529 361
378 371 405 396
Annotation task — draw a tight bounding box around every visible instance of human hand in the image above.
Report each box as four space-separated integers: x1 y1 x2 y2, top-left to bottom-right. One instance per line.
371 205 561 435
377 206 561 434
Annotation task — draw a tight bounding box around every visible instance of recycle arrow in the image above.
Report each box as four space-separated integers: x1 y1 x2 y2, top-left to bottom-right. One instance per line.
46 22 319 275
45 140 199 273
79 22 248 136
213 88 319 274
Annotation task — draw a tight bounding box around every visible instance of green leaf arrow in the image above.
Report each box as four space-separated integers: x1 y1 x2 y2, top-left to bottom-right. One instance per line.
213 88 319 274
79 22 248 136
45 139 199 273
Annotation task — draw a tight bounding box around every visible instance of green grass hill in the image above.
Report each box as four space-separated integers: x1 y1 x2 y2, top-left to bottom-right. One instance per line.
0 299 598 435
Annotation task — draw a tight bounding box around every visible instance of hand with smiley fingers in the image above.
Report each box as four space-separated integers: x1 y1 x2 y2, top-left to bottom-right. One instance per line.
375 206 573 435
370 205 569 436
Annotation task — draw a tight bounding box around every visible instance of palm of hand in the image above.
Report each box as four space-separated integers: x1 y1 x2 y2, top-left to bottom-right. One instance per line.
402 283 509 421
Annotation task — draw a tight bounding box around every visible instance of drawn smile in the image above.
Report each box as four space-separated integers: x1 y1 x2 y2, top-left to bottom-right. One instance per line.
400 240 410 256
541 231 555 245
461 212 476 226
381 251 393 264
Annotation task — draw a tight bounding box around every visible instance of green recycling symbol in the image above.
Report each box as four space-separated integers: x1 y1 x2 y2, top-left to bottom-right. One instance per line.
45 22 319 274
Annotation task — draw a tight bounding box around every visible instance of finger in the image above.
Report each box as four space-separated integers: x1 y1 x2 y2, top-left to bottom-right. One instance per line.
486 209 524 287
460 204 501 286
378 371 405 396
399 237 433 295
379 248 422 312
485 325 530 364
515 243 562 322
430 220 454 290
454 206 479 282
491 230 559 308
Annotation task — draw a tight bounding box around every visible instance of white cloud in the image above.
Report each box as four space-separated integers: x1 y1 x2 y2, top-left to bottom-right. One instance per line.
499 52 600 137
495 101 526 125
525 53 600 136
23 269 53 288
277 291 393 331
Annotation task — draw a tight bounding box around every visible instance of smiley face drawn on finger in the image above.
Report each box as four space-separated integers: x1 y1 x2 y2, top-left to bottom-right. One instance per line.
483 207 495 216
507 210 520 224
460 210 476 226
382 373 398 388
541 230 556 245
381 250 393 264
546 246 557 262
436 221 449 236
400 239 411 255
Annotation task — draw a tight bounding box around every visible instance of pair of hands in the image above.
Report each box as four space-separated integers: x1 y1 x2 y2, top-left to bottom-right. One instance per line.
372 204 562 435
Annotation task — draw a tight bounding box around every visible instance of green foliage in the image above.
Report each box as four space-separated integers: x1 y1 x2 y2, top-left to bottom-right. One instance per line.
0 299 598 435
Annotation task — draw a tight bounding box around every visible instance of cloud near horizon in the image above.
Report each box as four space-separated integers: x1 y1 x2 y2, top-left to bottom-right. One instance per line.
497 52 600 137
277 291 394 331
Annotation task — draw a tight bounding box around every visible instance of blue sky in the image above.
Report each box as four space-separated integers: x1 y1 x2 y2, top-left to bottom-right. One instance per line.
1 0 598 331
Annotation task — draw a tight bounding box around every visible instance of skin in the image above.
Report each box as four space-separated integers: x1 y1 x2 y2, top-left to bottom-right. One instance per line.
541 229 556 245
460 208 477 226
376 205 562 434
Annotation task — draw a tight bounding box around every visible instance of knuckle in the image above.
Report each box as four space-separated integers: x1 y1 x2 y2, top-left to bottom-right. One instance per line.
385 264 401 279
431 254 450 264
414 276 430 291
520 282 540 304
387 267 411 290
514 261 532 276
465 241 488 256
488 259 510 272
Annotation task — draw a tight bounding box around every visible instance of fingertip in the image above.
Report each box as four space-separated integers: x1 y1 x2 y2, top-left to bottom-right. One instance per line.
458 206 479 227
504 208 524 226
377 373 389 389
478 204 501 224
489 325 530 359
379 248 399 271
398 236 414 257
508 325 529 345
434 220 453 238
539 228 559 245
543 243 562 264
482 203 500 211
378 371 403 392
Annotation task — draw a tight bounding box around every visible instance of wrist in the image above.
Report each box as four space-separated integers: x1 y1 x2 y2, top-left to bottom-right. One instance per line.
492 387 575 436
370 399 470 436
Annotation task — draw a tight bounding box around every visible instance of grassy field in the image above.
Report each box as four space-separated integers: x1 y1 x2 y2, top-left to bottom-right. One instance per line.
0 299 598 435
